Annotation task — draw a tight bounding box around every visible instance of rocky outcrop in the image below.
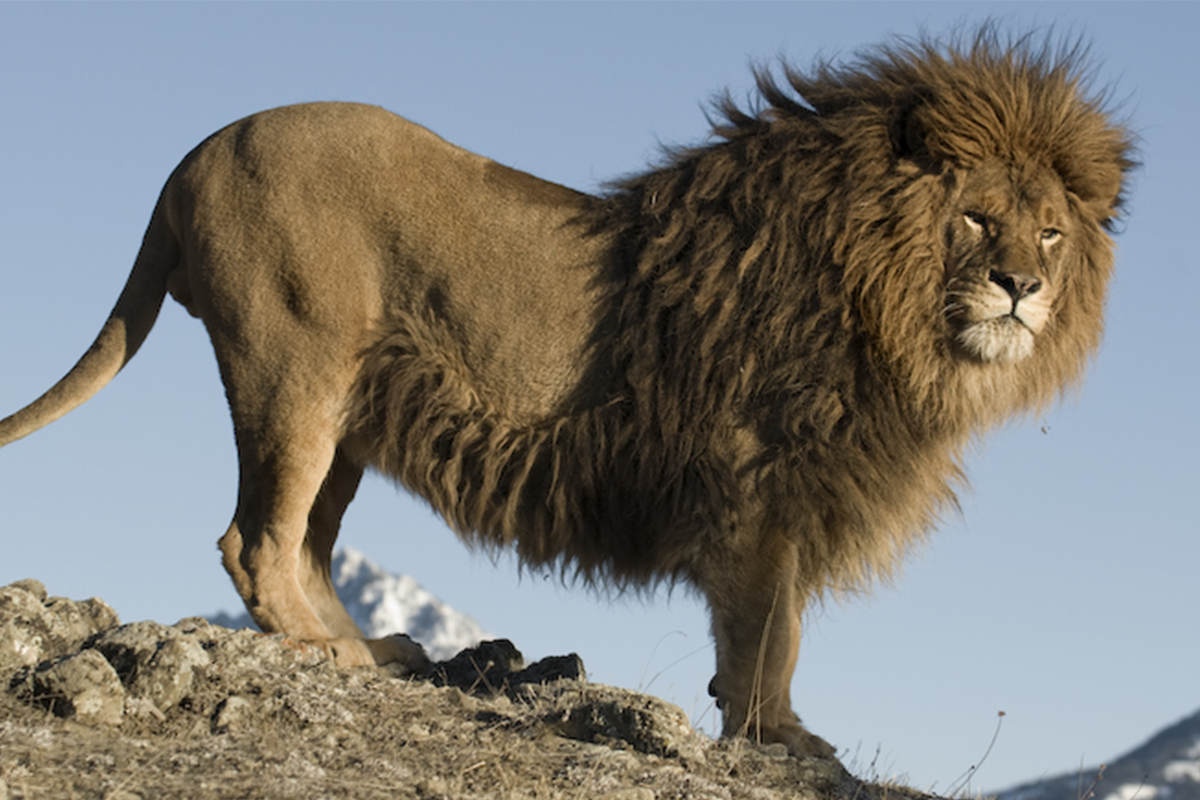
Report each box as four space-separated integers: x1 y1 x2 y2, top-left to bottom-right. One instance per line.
0 580 917 800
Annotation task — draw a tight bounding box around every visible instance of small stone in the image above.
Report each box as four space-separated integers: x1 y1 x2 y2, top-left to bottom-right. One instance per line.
433 639 525 691
30 649 125 726
0 585 51 674
44 597 102 650
212 695 255 734
90 621 211 712
10 579 46 602
129 635 211 711
125 695 167 721
532 683 704 760
77 597 121 634
511 653 586 686
0 585 122 676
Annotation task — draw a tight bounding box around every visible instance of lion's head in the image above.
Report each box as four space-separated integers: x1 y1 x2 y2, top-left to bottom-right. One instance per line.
742 31 1139 428
943 158 1072 365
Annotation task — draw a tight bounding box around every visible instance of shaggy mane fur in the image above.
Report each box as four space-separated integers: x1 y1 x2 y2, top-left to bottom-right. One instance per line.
348 29 1134 594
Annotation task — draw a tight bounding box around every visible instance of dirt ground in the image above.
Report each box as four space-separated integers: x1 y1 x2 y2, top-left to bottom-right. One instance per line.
0 581 938 800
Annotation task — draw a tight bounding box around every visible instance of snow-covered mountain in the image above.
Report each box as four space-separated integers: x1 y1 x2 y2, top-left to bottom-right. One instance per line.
207 547 489 661
997 709 1200 800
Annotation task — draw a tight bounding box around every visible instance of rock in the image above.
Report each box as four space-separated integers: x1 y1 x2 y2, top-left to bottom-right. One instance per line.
432 638 586 693
211 695 255 734
0 584 50 674
20 648 126 726
77 596 121 633
4 606 343 733
44 596 106 649
0 581 120 677
9 578 46 601
90 620 212 713
523 681 706 761
512 653 586 686
124 695 167 721
432 638 526 689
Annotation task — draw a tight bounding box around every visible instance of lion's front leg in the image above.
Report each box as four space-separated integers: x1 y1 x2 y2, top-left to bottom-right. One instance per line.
695 533 836 759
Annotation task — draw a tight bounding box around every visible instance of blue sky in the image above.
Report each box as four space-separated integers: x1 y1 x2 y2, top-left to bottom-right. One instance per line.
1 2 1196 792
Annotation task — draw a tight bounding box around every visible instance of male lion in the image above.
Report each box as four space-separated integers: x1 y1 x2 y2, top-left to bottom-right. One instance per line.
0 31 1132 757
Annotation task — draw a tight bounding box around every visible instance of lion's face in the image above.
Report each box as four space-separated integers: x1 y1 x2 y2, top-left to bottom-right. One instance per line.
942 159 1073 365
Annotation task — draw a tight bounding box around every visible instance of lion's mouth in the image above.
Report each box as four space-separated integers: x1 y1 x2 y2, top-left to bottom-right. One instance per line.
955 315 1035 364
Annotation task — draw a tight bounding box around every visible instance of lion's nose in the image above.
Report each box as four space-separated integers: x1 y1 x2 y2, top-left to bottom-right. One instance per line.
989 269 1043 302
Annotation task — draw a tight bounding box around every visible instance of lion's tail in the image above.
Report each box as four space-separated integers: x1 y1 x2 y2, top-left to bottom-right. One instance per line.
0 198 178 448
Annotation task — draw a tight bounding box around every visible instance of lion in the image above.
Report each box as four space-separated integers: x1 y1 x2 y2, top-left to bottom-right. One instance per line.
0 30 1133 757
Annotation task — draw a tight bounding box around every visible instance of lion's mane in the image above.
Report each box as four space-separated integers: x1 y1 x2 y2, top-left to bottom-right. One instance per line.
347 30 1134 594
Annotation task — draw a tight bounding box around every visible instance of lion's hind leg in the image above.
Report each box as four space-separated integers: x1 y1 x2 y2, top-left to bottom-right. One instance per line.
299 446 368 640
214 375 427 672
216 418 360 660
299 444 431 673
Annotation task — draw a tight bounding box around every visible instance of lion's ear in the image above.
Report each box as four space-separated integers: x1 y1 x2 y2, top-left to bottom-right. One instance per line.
890 85 939 166
1054 142 1133 224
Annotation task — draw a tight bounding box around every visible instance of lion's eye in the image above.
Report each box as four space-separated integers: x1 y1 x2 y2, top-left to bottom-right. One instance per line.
1040 228 1063 246
963 211 987 234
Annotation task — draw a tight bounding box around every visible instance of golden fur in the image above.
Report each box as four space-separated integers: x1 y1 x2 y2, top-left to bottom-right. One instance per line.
0 30 1133 756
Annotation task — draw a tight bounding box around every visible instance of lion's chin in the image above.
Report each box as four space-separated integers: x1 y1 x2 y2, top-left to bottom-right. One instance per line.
955 317 1035 364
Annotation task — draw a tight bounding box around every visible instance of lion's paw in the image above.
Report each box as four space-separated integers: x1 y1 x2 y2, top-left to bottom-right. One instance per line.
762 721 837 760
308 635 430 674
365 633 431 676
